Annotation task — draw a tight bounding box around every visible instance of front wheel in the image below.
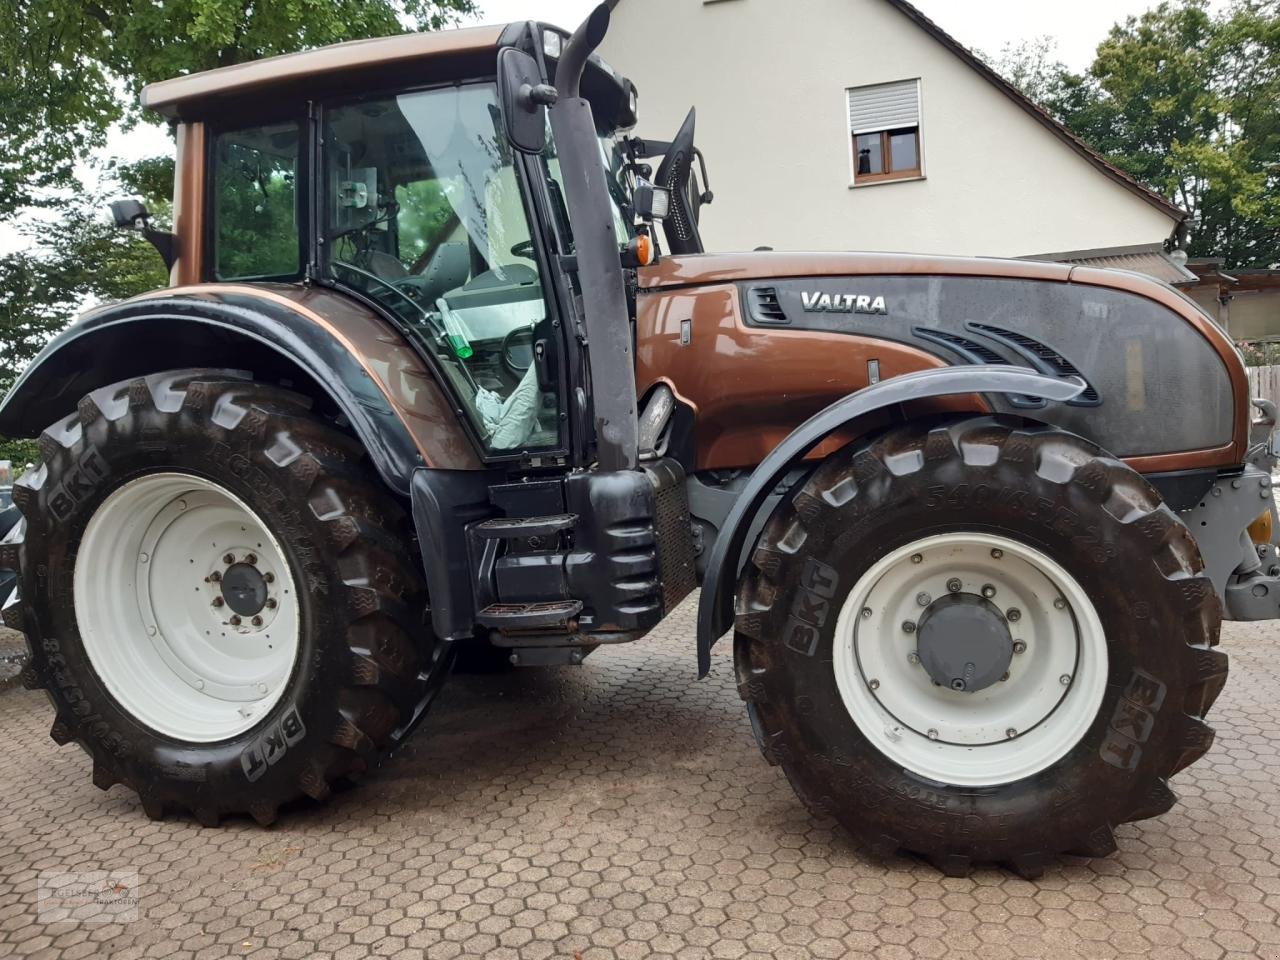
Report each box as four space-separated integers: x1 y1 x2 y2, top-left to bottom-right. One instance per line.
6 371 453 825
735 418 1227 876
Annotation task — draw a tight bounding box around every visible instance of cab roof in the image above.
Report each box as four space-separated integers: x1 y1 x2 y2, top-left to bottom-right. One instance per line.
141 24 509 120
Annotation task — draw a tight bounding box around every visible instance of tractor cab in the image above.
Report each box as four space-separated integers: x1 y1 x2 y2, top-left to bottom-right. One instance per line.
132 20 695 471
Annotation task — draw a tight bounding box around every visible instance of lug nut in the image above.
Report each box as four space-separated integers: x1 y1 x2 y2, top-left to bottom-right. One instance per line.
207 571 222 583
908 651 920 664
263 572 275 584
229 615 242 626
1000 672 1010 682
1006 608 1022 622
946 578 962 593
223 553 235 565
1012 640 1027 654
916 592 932 607
981 584 997 598
251 615 263 627
245 553 258 566
990 548 1003 559
212 597 225 608
902 621 916 634
265 598 277 610
1053 597 1067 610
910 554 923 564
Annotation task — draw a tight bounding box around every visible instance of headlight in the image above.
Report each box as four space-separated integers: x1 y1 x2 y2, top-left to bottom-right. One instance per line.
633 179 670 221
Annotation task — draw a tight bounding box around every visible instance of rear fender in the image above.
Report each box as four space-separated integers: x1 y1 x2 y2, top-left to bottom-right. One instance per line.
695 365 1086 676
0 287 482 496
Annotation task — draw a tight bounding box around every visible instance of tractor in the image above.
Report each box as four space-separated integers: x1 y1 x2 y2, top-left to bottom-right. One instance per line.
0 2 1271 876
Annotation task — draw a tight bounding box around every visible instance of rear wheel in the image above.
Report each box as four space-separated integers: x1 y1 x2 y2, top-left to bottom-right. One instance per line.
735 418 1227 876
4 371 453 825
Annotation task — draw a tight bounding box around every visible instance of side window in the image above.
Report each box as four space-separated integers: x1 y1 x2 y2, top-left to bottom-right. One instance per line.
848 80 923 185
323 85 562 456
211 120 302 280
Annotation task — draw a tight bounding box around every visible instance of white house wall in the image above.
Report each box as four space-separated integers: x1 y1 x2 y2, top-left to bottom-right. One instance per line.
599 0 1178 258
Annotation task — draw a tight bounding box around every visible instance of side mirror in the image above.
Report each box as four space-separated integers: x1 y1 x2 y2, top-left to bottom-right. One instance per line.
499 48 557 155
108 198 177 271
110 198 151 231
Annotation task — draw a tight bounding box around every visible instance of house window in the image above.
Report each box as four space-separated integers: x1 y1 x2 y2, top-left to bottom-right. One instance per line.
848 79 922 184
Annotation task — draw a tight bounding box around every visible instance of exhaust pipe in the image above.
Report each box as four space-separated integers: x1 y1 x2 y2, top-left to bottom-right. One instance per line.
549 1 639 472
557 0 621 98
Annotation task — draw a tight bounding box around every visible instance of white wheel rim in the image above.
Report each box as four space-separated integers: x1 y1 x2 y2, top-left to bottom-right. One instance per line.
74 473 300 742
832 532 1108 787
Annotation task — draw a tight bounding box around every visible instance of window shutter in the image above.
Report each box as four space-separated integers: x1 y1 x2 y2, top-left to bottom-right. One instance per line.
847 80 920 134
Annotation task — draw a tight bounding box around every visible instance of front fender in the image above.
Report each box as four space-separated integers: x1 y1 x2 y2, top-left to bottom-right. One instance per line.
695 365 1086 676
0 284 481 496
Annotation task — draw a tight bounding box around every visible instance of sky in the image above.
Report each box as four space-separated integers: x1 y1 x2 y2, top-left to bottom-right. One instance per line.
1 0 1228 257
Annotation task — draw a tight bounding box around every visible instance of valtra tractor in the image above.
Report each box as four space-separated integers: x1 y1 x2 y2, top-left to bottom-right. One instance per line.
0 2 1273 876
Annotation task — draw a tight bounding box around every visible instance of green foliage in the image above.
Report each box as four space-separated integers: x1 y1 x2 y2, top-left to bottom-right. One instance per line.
0 0 476 457
212 125 303 280
1238 339 1280 366
1 0 476 223
991 0 1280 268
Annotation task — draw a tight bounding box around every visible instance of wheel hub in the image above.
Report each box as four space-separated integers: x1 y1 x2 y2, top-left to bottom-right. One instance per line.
221 562 268 616
832 532 1109 786
915 593 1013 693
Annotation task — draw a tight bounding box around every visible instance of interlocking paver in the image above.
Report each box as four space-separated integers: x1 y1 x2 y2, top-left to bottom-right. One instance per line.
2 601 1280 959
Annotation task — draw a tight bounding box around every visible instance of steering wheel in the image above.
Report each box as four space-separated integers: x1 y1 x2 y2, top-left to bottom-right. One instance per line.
510 240 536 260
502 324 536 378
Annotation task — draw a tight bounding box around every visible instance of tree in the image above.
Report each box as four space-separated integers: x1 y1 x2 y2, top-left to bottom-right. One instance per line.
1 0 476 221
991 0 1280 268
0 0 476 459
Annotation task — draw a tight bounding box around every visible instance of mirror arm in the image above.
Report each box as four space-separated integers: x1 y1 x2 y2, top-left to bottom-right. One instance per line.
141 224 178 271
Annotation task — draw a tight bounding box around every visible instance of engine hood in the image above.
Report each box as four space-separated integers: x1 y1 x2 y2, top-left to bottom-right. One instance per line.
634 250 1249 475
638 251 1076 290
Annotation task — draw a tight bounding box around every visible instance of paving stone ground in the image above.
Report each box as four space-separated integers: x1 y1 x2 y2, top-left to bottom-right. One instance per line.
2 601 1279 960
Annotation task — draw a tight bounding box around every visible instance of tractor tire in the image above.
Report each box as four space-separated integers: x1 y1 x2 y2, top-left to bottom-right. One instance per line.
4 370 453 826
734 417 1226 877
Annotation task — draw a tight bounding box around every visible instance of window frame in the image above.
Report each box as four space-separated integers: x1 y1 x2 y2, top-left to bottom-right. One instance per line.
315 79 577 467
204 113 309 283
852 126 922 185
846 78 925 188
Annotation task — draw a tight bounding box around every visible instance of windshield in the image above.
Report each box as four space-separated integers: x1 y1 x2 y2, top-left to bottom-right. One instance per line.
322 83 561 455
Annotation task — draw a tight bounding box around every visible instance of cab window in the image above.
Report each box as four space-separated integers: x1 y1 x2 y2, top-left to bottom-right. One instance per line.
211 120 302 281
323 84 561 456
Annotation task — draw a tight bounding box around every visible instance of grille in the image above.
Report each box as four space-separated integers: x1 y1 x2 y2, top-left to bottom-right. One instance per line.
912 326 1044 409
645 460 697 615
747 287 788 324
966 323 1101 406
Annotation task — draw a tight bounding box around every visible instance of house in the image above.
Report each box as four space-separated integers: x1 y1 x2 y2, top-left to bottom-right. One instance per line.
1185 260 1280 341
599 0 1189 275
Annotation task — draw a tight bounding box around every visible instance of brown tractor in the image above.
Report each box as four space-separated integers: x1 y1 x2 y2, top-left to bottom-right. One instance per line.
0 3 1270 876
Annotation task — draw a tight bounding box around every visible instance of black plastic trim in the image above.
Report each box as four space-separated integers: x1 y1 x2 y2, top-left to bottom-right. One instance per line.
410 467 498 641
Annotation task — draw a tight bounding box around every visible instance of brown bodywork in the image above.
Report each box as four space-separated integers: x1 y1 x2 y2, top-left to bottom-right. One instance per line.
135 284 481 471
637 252 1249 474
